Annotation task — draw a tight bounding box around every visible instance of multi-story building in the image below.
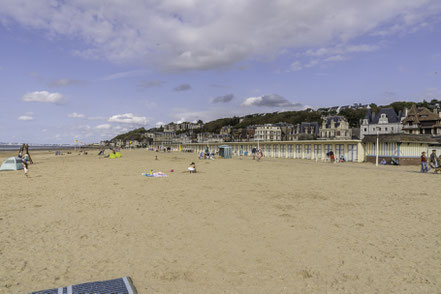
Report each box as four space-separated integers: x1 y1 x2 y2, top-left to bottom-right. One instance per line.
220 125 232 136
164 122 203 133
254 124 282 141
274 123 295 141
319 116 352 140
293 122 319 140
197 132 224 143
402 105 441 135
360 107 405 139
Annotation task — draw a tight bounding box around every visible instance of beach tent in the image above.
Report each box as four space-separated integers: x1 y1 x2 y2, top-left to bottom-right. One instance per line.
218 145 232 159
0 157 24 171
108 152 122 159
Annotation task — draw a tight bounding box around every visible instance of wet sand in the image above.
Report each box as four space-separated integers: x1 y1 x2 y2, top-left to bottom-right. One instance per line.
1 149 440 293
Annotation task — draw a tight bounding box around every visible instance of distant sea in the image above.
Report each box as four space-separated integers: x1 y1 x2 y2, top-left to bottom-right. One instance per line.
0 144 76 152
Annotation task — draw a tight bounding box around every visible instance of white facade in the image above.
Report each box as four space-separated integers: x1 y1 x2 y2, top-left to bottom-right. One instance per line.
360 110 404 139
180 140 364 162
254 125 282 141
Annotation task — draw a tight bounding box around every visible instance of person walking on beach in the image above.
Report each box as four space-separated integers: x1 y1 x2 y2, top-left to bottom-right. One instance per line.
429 150 439 169
421 152 429 173
22 153 30 176
252 147 257 160
257 148 263 161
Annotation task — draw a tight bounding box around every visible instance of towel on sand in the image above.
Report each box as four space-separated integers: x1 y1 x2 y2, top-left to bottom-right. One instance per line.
30 276 137 294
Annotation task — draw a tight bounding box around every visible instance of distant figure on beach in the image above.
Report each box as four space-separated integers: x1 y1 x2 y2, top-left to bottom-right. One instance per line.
429 150 439 169
155 155 158 160
329 151 335 162
18 143 33 164
188 162 196 173
380 159 387 165
421 152 429 173
257 148 263 161
22 153 30 176
252 147 257 160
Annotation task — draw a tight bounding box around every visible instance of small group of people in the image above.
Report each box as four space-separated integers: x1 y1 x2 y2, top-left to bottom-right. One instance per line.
421 150 441 173
251 147 263 161
199 147 215 159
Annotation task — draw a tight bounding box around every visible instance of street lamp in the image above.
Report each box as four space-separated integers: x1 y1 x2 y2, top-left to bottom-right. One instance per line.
376 127 379 166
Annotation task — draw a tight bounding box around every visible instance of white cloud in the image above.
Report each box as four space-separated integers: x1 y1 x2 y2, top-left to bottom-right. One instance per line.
22 91 66 104
68 112 85 118
96 124 111 129
242 94 303 108
323 55 346 62
0 1 438 71
18 115 34 121
108 113 150 125
99 70 147 81
290 61 303 71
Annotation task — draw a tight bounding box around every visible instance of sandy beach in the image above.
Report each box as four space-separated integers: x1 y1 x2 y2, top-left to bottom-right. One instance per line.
1 149 440 293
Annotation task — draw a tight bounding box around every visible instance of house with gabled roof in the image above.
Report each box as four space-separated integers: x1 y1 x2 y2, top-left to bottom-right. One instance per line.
319 116 352 139
402 105 441 135
360 107 405 139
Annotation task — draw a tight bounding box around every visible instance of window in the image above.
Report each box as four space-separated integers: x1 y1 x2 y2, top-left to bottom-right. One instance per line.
364 128 367 132
385 127 388 131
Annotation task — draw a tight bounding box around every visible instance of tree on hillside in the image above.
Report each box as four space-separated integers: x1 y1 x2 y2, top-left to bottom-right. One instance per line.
339 108 367 127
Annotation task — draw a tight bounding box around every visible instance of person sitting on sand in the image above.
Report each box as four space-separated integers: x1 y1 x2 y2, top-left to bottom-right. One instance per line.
188 162 196 173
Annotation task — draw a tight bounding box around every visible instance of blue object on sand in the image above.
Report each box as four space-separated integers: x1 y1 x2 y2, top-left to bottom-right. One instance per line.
30 276 137 294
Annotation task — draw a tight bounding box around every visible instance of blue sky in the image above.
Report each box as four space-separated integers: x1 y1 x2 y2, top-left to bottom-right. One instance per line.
1 0 441 144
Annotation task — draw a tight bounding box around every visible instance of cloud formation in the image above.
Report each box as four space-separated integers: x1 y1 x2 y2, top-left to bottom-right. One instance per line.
174 84 192 91
1 1 438 71
22 91 66 104
96 124 111 130
242 94 302 108
68 112 85 118
18 115 34 121
108 113 150 125
212 94 234 103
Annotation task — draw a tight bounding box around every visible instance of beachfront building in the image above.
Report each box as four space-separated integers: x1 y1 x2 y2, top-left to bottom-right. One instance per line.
360 107 405 139
362 134 441 165
254 124 282 141
319 116 352 140
292 122 319 140
274 123 295 141
220 125 232 136
197 132 224 143
401 105 441 135
164 121 203 133
179 139 364 162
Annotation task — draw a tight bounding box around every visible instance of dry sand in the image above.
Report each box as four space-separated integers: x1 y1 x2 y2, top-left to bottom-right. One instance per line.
1 149 440 293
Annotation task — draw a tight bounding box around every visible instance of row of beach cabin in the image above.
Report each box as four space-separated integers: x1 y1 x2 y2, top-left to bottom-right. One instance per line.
177 134 441 165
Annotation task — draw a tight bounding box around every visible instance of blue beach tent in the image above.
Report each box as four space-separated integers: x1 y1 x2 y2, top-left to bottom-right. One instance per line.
0 157 24 171
218 145 232 159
